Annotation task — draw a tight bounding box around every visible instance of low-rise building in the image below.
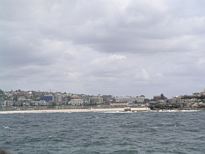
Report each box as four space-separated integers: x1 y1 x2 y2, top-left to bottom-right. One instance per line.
40 94 54 103
135 95 145 103
90 96 104 105
68 99 84 106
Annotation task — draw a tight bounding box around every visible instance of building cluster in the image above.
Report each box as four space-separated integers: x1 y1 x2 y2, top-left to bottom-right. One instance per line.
1 89 205 110
149 91 205 110
0 90 105 107
0 89 148 108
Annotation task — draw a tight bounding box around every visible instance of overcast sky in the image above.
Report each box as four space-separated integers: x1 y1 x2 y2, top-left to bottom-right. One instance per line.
1 0 205 97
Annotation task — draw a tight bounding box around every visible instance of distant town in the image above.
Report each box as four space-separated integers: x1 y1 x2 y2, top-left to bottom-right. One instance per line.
0 89 205 111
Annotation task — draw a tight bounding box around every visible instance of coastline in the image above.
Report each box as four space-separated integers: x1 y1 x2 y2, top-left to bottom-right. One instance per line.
0 108 125 114
0 107 201 114
0 107 149 114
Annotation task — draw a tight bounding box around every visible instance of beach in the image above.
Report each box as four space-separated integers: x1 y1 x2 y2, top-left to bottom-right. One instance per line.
0 107 201 114
0 107 152 114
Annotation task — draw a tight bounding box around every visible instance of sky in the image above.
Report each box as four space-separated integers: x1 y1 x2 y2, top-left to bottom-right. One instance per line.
1 0 205 98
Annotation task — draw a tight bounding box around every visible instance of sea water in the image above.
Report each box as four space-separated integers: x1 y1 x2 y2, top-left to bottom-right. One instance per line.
0 111 205 154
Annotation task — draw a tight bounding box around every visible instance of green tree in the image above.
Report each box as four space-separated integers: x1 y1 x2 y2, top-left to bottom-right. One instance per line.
0 89 5 99
0 89 6 108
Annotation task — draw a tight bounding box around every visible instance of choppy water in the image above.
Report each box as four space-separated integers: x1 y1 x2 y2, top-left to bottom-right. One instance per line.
0 111 205 154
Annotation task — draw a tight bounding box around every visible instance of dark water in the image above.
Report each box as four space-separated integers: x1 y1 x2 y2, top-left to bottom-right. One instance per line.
0 111 205 154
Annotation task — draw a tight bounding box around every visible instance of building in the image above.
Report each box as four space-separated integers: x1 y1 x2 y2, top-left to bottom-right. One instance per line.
90 96 104 105
54 93 63 105
153 94 167 101
135 95 145 103
102 95 114 104
40 94 54 102
3 100 14 107
115 96 133 103
68 99 84 106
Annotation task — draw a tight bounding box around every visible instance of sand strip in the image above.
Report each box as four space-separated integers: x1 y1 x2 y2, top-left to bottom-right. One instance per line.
0 108 126 114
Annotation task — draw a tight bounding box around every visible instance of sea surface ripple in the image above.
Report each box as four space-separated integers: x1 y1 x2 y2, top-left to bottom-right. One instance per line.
0 111 205 154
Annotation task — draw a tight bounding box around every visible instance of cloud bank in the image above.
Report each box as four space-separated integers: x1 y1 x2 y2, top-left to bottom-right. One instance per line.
1 0 205 97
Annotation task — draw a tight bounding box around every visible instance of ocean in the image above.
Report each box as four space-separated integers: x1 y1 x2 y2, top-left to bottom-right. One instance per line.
0 111 205 154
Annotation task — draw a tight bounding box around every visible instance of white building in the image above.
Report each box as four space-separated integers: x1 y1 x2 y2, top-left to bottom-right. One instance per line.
136 95 145 103
68 99 84 106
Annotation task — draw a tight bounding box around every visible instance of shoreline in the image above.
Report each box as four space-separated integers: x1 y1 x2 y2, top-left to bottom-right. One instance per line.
0 108 125 114
0 107 201 114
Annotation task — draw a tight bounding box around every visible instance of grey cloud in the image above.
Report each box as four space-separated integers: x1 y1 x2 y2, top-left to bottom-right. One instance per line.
64 1 205 53
1 0 205 97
